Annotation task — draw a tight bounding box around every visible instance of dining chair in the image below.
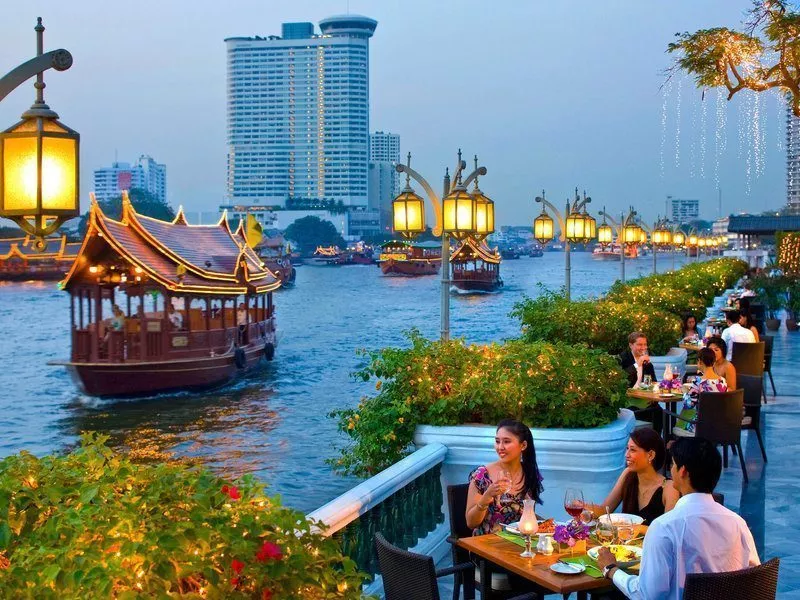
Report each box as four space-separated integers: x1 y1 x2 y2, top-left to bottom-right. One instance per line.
762 335 776 396
731 342 765 377
682 557 780 600
739 374 768 463
666 389 748 483
374 532 536 600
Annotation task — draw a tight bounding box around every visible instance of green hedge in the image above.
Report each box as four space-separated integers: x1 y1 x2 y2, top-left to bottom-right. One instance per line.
331 332 628 477
0 435 365 599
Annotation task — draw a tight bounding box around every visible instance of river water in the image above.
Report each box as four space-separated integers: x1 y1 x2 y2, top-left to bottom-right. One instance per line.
0 251 690 512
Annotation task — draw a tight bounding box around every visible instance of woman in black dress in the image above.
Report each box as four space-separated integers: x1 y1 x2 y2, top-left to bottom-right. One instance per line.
590 428 679 525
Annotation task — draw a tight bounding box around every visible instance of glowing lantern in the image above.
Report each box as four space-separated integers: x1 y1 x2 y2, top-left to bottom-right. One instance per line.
472 186 495 240
533 209 555 244
442 184 477 239
392 185 426 238
565 210 589 242
687 234 699 247
598 222 613 245
672 231 685 246
582 210 597 241
623 222 641 245
653 224 672 246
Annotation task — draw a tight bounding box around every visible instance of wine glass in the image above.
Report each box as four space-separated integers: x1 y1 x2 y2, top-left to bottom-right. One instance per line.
500 470 513 494
616 518 635 545
563 488 585 525
595 519 615 547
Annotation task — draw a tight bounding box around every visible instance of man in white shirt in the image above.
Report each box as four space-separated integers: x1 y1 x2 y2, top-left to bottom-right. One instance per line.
720 309 756 360
597 437 759 600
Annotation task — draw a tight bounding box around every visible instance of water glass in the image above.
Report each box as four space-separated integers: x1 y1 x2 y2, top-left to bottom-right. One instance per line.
643 375 652 387
616 518 635 544
596 520 615 546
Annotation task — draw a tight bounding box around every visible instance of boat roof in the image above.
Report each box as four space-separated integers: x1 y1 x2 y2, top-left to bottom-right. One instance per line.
380 239 441 249
0 234 81 260
450 238 501 264
60 195 280 295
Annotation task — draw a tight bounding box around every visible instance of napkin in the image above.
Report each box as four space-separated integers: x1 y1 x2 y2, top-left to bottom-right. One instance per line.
495 529 527 548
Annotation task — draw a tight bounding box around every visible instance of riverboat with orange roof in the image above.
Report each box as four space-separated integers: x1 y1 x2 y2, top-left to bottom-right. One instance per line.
0 234 81 281
450 238 503 292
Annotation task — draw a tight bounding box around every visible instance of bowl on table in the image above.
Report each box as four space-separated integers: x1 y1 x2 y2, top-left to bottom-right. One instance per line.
597 513 645 526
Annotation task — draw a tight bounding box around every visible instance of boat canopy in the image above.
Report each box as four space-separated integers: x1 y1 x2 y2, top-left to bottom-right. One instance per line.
0 234 81 261
450 238 501 264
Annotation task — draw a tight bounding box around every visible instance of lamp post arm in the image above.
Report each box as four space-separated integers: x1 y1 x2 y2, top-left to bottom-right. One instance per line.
0 49 72 104
598 210 621 236
461 166 487 191
535 197 566 242
396 163 444 236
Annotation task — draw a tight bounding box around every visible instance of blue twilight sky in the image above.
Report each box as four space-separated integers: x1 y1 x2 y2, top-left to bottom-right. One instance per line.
0 1 787 225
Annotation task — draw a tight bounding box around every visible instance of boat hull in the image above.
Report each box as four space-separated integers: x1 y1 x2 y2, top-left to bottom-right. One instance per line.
58 342 273 398
451 278 503 292
379 258 440 276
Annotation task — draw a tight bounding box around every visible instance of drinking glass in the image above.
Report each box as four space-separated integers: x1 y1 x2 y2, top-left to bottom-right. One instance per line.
564 488 585 524
616 518 635 545
595 519 615 547
499 470 512 495
642 375 652 387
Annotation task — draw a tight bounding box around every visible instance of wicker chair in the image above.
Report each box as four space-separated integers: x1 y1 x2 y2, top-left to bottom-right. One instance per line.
739 374 768 463
666 389 748 483
374 532 536 600
763 335 776 396
731 342 765 377
683 557 780 599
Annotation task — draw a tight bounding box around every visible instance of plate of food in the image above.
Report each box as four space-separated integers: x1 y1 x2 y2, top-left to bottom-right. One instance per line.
501 518 556 535
597 513 645 526
587 544 642 563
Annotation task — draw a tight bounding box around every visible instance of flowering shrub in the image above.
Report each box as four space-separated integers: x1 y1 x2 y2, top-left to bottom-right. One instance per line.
331 332 628 476
0 434 366 599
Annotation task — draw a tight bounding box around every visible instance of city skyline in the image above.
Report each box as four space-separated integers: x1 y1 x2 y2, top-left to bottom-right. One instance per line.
0 1 787 227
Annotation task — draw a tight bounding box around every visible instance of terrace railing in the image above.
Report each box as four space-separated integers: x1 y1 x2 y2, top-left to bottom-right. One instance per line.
307 442 448 585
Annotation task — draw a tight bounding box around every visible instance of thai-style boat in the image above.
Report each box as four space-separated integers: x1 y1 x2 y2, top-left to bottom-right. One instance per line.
592 243 639 260
311 246 346 265
499 246 521 260
0 234 81 281
253 233 296 286
450 238 503 293
347 242 376 265
528 244 544 257
49 198 281 398
377 240 441 276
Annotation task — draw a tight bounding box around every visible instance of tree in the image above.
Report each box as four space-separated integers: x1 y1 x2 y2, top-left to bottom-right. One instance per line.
284 215 346 255
668 1 800 115
76 188 175 236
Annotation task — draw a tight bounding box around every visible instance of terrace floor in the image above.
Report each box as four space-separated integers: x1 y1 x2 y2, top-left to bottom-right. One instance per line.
437 326 800 599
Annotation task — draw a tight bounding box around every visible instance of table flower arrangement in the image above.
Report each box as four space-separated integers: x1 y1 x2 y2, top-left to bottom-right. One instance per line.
659 378 682 392
553 521 590 553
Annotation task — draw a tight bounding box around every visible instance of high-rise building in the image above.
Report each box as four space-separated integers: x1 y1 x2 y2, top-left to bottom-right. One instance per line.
370 131 400 163
368 131 401 230
670 198 700 224
786 102 800 213
225 15 378 208
93 155 167 203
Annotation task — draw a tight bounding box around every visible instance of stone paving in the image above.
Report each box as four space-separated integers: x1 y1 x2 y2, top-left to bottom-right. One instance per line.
437 326 800 599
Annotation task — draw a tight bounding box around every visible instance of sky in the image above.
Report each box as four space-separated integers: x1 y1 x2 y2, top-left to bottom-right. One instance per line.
0 1 788 226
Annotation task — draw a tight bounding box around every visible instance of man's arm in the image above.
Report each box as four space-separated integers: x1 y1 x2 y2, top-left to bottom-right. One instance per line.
606 523 674 600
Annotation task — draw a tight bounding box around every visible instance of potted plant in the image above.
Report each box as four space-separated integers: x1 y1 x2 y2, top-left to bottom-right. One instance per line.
753 272 785 331
786 278 800 332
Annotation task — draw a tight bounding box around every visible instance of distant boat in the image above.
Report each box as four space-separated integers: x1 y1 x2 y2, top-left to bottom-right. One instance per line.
592 243 639 260
529 245 544 257
451 238 503 293
500 247 521 260
253 234 296 287
0 234 81 281
311 246 346 265
378 240 441 276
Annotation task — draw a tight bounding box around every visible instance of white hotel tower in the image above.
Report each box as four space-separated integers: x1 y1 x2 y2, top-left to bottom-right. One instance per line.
225 16 377 207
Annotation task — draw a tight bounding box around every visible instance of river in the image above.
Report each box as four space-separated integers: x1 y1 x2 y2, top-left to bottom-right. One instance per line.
0 251 690 512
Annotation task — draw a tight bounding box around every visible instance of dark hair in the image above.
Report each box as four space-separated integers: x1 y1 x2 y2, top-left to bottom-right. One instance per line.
738 297 752 313
671 437 721 493
628 331 646 345
707 335 727 359
681 313 698 333
726 308 741 323
496 419 543 504
740 311 756 330
698 347 716 368
621 429 666 515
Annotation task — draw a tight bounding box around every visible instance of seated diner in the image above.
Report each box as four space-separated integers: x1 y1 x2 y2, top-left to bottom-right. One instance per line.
680 312 702 342
707 336 737 390
589 428 678 526
739 310 760 342
721 309 756 360
674 348 728 437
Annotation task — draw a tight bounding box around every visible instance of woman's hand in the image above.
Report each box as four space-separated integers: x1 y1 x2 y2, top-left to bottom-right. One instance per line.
480 480 505 505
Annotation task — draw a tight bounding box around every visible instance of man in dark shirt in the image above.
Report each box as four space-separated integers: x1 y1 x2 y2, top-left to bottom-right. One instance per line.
617 331 660 430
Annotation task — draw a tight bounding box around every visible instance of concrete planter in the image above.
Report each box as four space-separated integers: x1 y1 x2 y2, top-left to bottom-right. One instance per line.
413 409 635 522
649 347 688 381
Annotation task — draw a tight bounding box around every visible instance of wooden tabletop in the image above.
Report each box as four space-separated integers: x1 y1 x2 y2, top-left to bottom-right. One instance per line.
679 343 704 351
456 528 645 595
626 388 683 403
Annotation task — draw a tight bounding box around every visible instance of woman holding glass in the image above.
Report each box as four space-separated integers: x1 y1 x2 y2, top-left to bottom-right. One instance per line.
466 419 544 535
589 428 678 526
707 336 737 391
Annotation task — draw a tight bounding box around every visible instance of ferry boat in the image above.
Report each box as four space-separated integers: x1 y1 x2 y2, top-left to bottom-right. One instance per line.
377 240 441 276
252 233 296 287
592 243 639 260
347 242 376 265
450 238 503 293
311 246 346 265
49 196 280 397
0 234 81 281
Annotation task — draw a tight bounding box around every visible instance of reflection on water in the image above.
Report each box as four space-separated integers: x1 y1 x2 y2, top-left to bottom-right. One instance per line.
0 252 688 512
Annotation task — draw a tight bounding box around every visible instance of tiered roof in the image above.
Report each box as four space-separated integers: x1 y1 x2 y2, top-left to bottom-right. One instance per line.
61 197 280 294
0 235 81 261
450 238 501 264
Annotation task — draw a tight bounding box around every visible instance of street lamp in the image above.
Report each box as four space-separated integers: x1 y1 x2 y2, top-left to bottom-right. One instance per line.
648 217 673 274
670 228 685 270
685 229 699 261
393 150 486 341
597 212 614 246
471 156 494 241
0 18 78 250
533 187 595 300
599 206 639 282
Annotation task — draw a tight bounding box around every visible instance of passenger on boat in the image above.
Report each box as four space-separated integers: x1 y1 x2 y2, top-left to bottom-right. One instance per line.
237 303 247 344
588 428 678 526
167 303 183 331
466 419 543 535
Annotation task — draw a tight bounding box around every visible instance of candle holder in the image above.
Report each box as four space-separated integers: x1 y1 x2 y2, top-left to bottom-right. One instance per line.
517 499 538 558
521 533 534 558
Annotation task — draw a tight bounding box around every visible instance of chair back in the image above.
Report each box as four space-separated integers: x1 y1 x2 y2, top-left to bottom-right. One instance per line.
748 302 766 320
738 374 763 429
762 335 774 371
447 484 471 540
711 492 724 505
683 557 780 600
695 389 744 446
753 318 766 336
374 532 440 600
731 342 765 377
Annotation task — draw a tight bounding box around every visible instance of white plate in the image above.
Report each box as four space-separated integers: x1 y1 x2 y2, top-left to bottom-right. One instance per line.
587 545 642 562
501 520 558 536
597 513 644 526
550 562 586 575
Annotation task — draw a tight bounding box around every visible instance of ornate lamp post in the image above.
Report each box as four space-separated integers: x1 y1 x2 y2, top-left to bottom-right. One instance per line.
598 206 639 282
647 217 673 274
393 150 488 341
0 18 78 250
533 188 595 300
685 229 699 261
671 228 686 270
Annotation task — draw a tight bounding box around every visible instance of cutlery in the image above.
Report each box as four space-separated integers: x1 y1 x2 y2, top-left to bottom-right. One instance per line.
556 559 583 573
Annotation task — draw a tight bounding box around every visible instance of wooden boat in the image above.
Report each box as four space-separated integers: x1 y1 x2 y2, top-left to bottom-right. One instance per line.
377 240 441 276
500 247 521 260
49 198 281 398
311 246 346 265
450 238 503 292
0 234 81 281
347 242 376 265
592 243 639 260
253 233 296 287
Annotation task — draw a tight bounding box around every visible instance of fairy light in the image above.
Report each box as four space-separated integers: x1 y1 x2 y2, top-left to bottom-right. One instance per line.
715 88 727 188
674 77 682 167
700 90 707 178
660 77 672 178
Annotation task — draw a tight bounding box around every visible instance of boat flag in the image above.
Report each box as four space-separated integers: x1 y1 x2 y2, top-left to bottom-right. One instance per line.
246 214 263 249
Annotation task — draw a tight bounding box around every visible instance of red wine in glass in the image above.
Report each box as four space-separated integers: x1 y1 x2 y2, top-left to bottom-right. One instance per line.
564 488 585 522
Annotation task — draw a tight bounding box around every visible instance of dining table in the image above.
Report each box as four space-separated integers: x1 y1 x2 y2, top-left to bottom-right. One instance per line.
456 524 647 600
626 387 684 443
